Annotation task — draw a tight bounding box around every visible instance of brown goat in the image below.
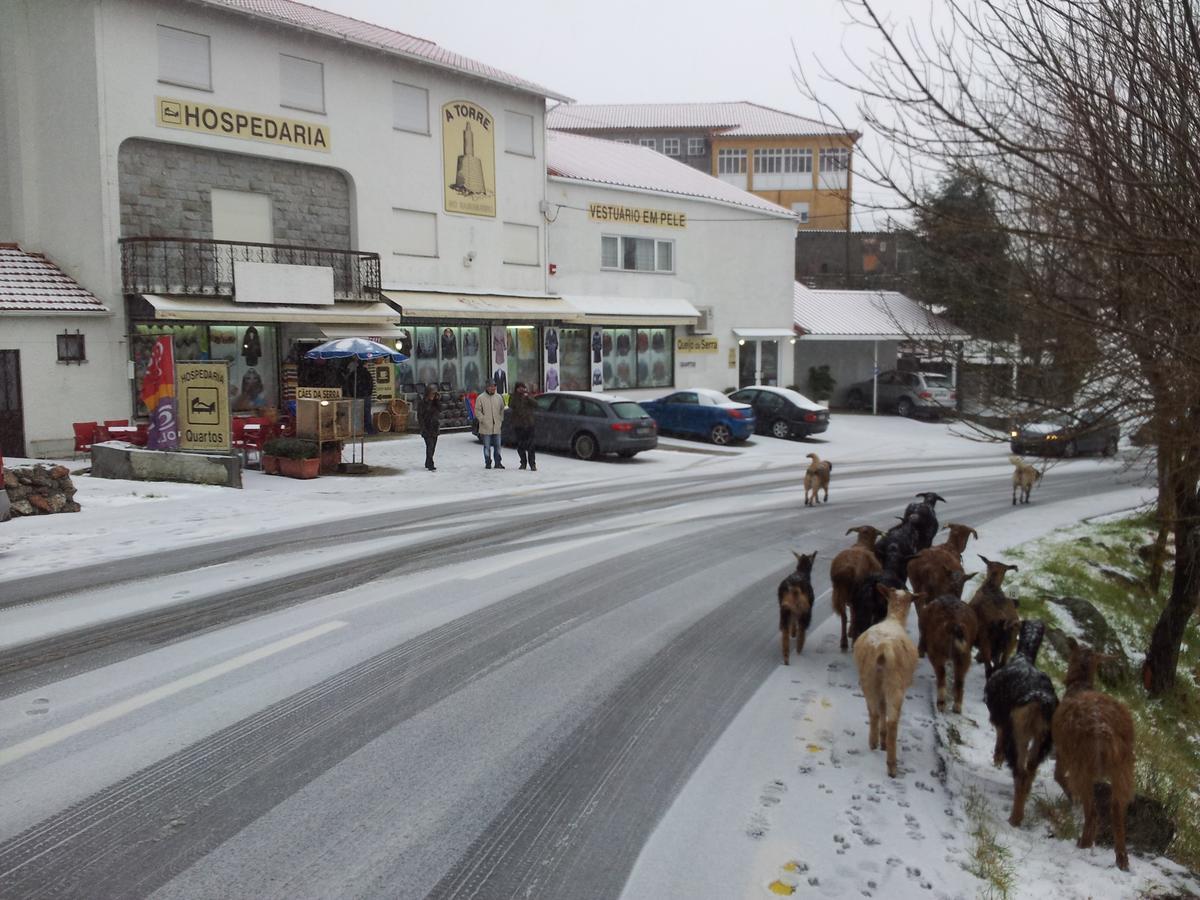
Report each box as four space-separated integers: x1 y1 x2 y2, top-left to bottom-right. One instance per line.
918 579 980 713
908 524 980 653
829 526 883 651
803 453 832 506
853 585 922 777
1010 455 1042 505
1052 639 1136 871
778 551 817 664
969 555 1021 678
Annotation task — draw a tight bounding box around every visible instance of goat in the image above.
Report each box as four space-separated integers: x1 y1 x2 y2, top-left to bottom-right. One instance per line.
874 515 921 582
830 525 883 651
803 453 832 506
777 551 817 665
853 585 922 777
849 549 909 646
983 619 1059 826
1010 455 1042 505
903 491 947 550
969 555 1021 679
1052 639 1135 871
916 572 978 695
908 523 980 621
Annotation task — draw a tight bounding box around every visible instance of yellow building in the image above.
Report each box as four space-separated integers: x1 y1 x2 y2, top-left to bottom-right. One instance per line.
547 101 858 229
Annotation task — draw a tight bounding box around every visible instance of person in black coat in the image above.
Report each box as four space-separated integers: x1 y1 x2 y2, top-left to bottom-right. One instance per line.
418 384 442 471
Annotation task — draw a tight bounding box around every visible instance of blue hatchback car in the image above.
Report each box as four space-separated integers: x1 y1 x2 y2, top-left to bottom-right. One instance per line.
639 388 756 445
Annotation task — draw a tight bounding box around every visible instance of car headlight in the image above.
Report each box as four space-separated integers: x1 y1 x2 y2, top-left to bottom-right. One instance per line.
1010 430 1019 438
1047 434 1058 441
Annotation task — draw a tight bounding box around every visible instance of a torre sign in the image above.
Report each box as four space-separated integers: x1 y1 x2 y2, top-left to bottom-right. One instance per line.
442 100 497 217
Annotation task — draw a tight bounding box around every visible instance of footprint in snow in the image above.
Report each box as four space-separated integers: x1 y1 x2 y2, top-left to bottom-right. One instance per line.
26 698 50 716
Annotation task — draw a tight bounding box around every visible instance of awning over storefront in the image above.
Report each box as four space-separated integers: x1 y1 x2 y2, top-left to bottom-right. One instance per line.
382 290 578 321
561 295 701 326
140 294 401 325
731 327 798 338
319 323 410 339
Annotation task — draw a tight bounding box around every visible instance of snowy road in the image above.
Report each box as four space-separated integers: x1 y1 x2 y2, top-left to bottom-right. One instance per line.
0 436 1152 898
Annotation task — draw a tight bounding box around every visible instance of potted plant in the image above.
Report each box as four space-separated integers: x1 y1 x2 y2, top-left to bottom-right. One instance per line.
264 437 320 479
808 365 836 407
261 437 285 476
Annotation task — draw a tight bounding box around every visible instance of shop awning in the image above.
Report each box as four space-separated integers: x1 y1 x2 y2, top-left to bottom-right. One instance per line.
732 327 798 338
320 323 410 339
382 290 578 321
561 295 701 326
141 294 402 325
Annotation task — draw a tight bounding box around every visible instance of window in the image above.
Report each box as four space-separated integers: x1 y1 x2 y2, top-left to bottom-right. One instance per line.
717 148 747 174
279 54 324 113
57 332 86 364
157 25 211 91
754 148 813 189
639 138 656 150
601 236 674 273
393 82 429 134
792 202 810 224
785 148 813 174
754 148 784 174
616 138 632 144
602 327 673 389
687 137 705 156
502 222 539 266
392 208 438 257
505 110 535 156
211 190 272 243
663 138 680 156
818 147 850 189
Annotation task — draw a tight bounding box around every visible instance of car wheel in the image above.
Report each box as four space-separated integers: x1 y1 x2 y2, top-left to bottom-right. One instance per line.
846 389 864 410
1063 440 1078 458
770 419 791 439
572 432 598 461
617 449 637 458
710 423 733 445
896 397 914 418
1103 437 1119 457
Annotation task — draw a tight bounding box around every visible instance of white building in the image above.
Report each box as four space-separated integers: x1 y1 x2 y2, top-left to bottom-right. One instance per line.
545 132 798 397
1 0 567 455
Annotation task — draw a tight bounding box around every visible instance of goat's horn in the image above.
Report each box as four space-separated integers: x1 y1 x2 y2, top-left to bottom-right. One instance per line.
970 528 979 540
978 554 992 565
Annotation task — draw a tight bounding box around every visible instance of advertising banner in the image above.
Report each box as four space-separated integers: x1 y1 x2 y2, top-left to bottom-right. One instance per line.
590 326 605 392
139 336 180 450
177 362 231 452
443 100 496 217
543 326 561 392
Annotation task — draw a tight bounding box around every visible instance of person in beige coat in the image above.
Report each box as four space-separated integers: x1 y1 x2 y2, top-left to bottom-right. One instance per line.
474 379 507 469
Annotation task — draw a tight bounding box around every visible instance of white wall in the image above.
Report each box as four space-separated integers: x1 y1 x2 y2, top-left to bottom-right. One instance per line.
547 179 796 395
793 339 899 405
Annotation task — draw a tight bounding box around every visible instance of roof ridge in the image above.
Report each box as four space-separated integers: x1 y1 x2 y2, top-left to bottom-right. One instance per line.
217 0 435 47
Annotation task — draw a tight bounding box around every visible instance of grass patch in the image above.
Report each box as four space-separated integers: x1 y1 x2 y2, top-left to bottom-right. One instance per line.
963 785 1016 900
1031 789 1077 842
1002 512 1200 873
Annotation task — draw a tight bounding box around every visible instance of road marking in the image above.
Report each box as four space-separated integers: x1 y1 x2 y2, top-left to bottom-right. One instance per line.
0 620 347 768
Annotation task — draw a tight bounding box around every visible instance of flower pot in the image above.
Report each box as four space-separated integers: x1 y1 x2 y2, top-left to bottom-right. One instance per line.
261 454 281 476
319 443 342 473
279 456 320 479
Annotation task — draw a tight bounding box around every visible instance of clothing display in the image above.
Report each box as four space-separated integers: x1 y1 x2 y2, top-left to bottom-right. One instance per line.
463 330 479 357
416 329 437 358
636 331 649 354
545 367 559 391
492 328 507 365
440 328 457 359
545 328 559 364
651 331 666 352
491 367 508 393
591 330 603 363
615 333 631 356
241 325 262 366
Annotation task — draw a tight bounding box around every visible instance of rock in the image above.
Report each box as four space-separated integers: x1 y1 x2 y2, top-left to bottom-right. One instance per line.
49 465 69 479
11 499 33 516
28 493 51 513
47 493 66 512
1094 563 1141 588
30 466 52 488
2 468 17 489
6 483 29 501
1045 596 1132 685
1091 784 1176 856
64 501 82 513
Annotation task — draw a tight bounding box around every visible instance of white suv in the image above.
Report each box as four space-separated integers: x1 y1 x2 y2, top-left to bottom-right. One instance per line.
845 370 956 417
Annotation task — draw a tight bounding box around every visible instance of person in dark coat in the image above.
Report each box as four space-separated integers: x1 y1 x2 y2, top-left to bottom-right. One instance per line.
418 384 441 471
510 381 538 471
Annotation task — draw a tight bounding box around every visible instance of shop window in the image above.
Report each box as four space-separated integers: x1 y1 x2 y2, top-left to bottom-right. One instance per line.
602 326 673 390
505 110 535 156
393 82 429 134
406 325 484 391
601 236 674 273
505 326 541 393
280 54 325 114
556 328 590 391
157 25 211 91
56 332 86 364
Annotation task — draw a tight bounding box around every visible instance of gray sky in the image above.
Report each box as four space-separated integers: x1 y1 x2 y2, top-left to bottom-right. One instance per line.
312 0 940 228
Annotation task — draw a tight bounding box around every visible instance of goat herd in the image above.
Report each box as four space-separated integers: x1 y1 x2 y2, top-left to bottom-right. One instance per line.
776 483 1137 872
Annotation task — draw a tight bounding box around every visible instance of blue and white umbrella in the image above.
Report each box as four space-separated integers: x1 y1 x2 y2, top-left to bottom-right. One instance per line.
304 337 408 362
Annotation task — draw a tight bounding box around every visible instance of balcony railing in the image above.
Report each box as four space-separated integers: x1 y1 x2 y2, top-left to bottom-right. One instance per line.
120 237 381 301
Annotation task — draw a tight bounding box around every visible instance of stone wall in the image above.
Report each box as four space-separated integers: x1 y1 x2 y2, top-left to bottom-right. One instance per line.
3 465 81 515
117 138 352 248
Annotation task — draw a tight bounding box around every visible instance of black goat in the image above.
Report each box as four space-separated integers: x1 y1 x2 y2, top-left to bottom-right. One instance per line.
903 491 947 550
849 554 908 644
983 619 1058 826
875 516 920 582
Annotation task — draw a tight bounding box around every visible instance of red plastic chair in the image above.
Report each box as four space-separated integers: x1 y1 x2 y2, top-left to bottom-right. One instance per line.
103 419 130 429
128 424 150 447
72 422 99 458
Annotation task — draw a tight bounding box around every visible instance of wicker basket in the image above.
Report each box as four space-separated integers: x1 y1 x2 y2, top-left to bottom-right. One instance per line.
372 410 394 433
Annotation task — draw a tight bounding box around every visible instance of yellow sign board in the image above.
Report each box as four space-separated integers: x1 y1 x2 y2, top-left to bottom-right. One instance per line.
676 336 720 353
370 360 395 401
442 100 496 217
296 387 343 400
177 362 231 452
588 203 687 229
156 97 331 152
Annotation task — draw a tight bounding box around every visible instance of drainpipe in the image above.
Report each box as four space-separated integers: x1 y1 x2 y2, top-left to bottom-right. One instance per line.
872 340 879 415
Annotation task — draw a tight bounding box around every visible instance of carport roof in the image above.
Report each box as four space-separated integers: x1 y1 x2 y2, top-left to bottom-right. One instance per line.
0 245 108 314
792 283 968 341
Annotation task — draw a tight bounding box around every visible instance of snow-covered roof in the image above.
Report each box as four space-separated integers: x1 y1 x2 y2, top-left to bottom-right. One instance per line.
0 245 108 314
547 101 853 139
547 132 796 219
792 283 967 340
197 0 569 101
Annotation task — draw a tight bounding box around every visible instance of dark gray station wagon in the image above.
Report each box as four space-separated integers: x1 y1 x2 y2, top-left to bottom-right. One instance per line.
501 391 658 460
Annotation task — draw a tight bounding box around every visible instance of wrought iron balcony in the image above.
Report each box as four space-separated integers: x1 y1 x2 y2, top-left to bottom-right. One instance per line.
119 237 381 301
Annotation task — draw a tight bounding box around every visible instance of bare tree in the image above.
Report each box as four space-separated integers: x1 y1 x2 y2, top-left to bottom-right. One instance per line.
798 0 1200 694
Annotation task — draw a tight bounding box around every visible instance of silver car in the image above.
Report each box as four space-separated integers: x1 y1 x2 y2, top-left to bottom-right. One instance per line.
845 370 956 418
500 391 658 460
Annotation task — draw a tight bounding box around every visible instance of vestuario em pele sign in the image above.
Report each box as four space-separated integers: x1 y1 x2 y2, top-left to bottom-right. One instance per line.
156 97 331 152
177 362 231 452
588 203 687 228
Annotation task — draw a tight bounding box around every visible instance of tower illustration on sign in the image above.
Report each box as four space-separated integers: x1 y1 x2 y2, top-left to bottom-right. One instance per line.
452 121 487 195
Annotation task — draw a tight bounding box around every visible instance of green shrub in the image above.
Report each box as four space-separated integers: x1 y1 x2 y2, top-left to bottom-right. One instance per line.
808 365 836 401
263 437 318 460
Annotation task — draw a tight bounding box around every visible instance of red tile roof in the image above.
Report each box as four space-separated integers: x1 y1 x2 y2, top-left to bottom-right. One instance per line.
199 0 570 101
0 246 108 314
